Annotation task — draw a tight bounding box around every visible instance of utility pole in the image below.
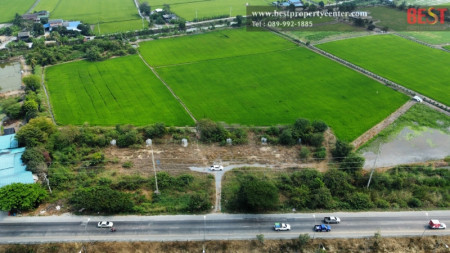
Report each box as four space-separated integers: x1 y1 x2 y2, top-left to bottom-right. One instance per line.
43 173 52 194
367 140 381 189
150 143 160 194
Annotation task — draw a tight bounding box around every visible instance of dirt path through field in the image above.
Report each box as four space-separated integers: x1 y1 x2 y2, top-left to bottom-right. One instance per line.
137 51 197 123
26 0 41 14
352 100 416 149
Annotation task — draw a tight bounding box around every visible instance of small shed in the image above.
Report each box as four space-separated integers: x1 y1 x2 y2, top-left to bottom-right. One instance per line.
17 32 31 41
22 14 39 22
3 128 15 135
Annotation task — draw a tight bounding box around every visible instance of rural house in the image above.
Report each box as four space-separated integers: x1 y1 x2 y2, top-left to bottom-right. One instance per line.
0 134 34 188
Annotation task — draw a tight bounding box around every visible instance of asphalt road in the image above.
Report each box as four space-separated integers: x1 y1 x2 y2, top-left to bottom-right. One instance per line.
0 211 449 244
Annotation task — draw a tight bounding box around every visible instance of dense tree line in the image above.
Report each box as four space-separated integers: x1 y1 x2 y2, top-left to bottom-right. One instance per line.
223 165 449 212
25 38 137 66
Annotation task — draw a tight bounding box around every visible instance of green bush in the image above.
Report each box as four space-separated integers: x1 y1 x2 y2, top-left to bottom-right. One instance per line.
21 147 46 173
332 140 353 161
313 146 327 160
266 126 280 136
144 122 166 139
197 119 227 143
309 133 324 147
70 186 134 213
408 197 422 208
122 161 134 168
114 176 148 191
22 75 41 91
186 192 210 213
297 233 310 250
237 175 279 212
15 117 56 147
279 128 295 146
312 120 328 132
117 130 140 148
299 147 310 160
0 183 48 211
348 192 373 210
374 199 390 208
48 167 74 190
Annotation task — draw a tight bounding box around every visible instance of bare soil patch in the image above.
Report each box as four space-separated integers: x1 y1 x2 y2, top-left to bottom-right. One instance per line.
104 132 332 176
0 236 448 252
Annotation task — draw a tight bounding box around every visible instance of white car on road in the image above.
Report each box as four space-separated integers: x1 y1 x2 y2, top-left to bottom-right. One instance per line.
210 164 223 171
323 216 341 224
274 223 291 231
97 221 114 228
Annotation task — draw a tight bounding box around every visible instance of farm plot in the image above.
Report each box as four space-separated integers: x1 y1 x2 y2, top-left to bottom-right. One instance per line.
317 35 450 106
139 29 296 66
45 55 193 126
33 0 142 34
400 31 450 45
154 48 408 141
152 0 271 20
0 0 35 23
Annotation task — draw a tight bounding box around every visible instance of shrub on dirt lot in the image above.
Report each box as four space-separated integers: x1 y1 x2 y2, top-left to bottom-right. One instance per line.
114 176 148 191
312 120 328 132
266 126 280 136
279 128 295 146
176 174 194 187
347 192 373 210
197 119 227 143
0 183 48 211
229 128 248 145
331 140 353 161
70 186 134 213
237 175 279 212
186 192 210 213
407 197 422 208
21 146 47 173
122 161 134 168
117 130 141 148
299 147 310 160
313 146 326 160
340 153 365 172
309 133 324 147
48 167 74 190
144 123 166 139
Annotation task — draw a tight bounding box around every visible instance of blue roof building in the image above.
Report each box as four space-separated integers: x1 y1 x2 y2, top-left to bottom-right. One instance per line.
0 134 34 188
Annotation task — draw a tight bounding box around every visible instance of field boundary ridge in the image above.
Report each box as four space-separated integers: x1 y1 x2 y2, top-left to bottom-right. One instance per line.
137 51 197 123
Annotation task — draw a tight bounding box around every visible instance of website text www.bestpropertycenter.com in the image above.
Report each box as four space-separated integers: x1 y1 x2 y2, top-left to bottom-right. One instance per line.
250 10 369 19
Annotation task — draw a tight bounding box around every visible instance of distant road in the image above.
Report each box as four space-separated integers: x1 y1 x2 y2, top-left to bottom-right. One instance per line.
0 211 449 244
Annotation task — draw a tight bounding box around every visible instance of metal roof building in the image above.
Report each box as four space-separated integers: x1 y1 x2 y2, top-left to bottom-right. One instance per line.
0 134 34 188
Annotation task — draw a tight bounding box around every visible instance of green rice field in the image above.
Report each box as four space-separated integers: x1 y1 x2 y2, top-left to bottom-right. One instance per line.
138 30 409 141
32 0 59 13
33 0 142 34
444 45 450 50
154 48 408 141
45 55 193 126
400 31 450 45
139 29 296 66
0 0 35 23
154 0 272 20
93 19 146 35
317 35 450 106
